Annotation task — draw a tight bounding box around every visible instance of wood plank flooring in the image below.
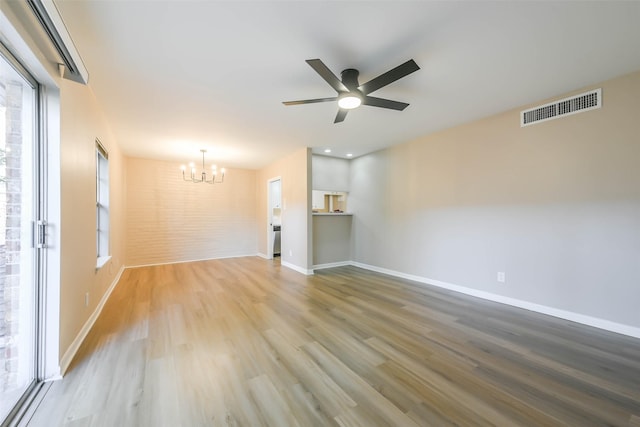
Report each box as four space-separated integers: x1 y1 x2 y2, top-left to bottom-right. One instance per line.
28 257 640 426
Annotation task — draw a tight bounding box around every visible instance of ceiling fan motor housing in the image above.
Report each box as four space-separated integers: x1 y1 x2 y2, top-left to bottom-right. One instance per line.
341 68 360 91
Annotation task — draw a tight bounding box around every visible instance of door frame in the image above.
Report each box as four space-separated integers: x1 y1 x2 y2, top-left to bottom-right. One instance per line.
0 38 49 425
266 176 281 260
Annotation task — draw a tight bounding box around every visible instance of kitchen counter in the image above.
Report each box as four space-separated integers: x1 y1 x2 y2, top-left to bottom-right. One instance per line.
312 212 353 216
312 213 352 267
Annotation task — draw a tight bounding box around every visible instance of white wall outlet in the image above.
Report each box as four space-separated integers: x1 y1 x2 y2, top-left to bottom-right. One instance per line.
289 249 293 257
85 292 89 307
497 272 506 283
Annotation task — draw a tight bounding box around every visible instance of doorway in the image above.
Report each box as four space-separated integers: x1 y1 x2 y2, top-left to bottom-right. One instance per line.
267 177 281 260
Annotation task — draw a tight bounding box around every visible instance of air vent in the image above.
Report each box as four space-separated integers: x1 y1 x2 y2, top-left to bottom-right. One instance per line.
521 88 601 127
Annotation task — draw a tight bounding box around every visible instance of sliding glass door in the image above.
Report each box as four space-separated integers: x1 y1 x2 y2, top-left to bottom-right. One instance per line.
0 43 42 424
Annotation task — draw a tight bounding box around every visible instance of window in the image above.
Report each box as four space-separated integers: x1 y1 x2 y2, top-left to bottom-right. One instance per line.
0 41 42 424
96 139 109 268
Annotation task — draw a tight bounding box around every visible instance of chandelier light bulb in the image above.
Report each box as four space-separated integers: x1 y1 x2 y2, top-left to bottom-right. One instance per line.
180 150 226 184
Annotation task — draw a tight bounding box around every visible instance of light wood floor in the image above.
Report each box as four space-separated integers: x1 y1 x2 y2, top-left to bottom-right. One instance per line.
28 257 640 426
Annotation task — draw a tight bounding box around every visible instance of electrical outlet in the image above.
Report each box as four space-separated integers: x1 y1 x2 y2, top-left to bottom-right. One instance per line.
85 292 89 307
289 249 293 257
497 272 506 283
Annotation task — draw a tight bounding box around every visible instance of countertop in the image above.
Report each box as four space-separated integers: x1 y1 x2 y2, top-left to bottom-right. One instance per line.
312 212 353 216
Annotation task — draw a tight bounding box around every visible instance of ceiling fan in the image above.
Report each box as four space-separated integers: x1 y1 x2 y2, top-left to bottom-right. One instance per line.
283 58 420 123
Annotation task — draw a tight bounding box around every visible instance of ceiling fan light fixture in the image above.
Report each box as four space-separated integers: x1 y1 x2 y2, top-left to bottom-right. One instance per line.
283 58 419 122
338 93 362 110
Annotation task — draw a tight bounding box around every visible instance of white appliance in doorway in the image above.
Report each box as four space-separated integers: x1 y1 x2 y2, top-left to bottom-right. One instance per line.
268 178 282 258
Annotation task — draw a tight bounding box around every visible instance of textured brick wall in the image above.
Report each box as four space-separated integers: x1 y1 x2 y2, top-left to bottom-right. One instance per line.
125 157 258 266
0 78 23 393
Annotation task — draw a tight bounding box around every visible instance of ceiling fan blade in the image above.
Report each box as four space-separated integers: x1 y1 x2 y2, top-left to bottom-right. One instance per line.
358 59 420 95
334 108 348 123
283 97 337 106
306 59 348 93
362 96 409 111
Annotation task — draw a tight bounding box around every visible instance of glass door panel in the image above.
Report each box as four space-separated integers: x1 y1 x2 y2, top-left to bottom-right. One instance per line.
0 45 38 423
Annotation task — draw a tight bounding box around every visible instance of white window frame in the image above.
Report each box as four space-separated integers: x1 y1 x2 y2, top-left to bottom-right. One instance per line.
96 138 110 269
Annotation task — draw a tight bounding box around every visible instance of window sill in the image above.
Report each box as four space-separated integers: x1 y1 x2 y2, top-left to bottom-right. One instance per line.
96 255 112 271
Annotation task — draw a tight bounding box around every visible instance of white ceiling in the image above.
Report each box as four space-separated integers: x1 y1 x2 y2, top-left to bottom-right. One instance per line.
54 1 640 170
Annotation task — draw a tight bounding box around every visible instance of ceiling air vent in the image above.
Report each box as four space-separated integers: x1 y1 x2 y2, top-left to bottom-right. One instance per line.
521 88 601 127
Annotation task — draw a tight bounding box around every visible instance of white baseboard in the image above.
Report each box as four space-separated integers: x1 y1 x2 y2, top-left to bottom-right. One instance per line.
59 265 125 375
281 260 314 275
44 372 62 382
313 261 352 270
350 261 640 340
125 253 257 269
256 252 269 260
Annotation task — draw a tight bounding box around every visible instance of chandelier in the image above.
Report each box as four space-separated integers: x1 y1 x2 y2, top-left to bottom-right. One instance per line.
180 149 225 184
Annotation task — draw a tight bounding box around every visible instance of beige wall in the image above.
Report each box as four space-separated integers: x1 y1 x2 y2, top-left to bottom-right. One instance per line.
125 157 257 266
350 70 640 331
257 148 312 272
1 1 128 370
59 79 127 360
